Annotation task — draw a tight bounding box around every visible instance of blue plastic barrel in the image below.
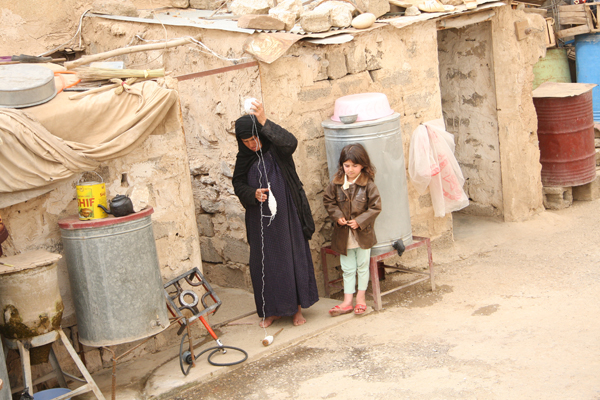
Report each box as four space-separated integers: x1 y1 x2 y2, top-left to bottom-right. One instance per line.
575 33 600 122
33 388 71 400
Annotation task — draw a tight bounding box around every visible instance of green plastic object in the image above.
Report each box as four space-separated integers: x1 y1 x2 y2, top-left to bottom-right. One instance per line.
533 48 572 90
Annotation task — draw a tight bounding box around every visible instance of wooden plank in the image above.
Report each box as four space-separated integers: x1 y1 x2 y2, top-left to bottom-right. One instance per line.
515 20 530 40
559 4 585 12
557 23 591 38
561 16 589 25
546 18 557 48
560 10 587 17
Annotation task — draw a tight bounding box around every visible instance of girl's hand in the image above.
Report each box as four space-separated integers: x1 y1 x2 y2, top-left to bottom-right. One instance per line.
256 188 269 202
250 100 267 126
347 220 359 229
337 217 347 226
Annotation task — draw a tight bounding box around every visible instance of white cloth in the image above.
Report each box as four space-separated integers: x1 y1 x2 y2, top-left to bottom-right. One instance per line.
0 81 178 203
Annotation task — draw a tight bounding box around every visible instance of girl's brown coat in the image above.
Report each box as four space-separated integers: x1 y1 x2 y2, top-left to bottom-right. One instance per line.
323 174 381 255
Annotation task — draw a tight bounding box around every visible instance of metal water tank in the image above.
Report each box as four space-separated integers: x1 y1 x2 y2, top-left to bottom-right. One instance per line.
58 207 169 347
322 113 412 255
533 82 597 187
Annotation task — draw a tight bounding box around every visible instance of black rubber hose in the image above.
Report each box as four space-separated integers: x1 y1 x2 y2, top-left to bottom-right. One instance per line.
179 333 248 376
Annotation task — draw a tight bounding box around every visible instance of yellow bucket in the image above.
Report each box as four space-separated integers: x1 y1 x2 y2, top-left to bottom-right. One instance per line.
76 172 108 220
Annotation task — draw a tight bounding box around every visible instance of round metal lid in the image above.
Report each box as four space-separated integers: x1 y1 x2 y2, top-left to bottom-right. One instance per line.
0 64 57 108
58 206 154 230
0 249 62 275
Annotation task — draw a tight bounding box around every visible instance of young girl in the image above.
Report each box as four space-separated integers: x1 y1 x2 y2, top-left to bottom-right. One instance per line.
323 143 381 316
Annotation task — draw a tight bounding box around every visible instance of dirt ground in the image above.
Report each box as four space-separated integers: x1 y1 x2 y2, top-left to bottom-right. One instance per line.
172 199 600 400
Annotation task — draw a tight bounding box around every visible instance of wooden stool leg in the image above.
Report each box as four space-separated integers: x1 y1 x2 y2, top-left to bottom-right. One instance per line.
369 256 382 311
58 329 106 400
48 346 68 388
426 238 435 291
17 341 33 396
321 247 330 297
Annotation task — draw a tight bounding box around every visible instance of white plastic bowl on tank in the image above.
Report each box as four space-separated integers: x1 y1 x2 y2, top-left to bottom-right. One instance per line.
332 93 394 123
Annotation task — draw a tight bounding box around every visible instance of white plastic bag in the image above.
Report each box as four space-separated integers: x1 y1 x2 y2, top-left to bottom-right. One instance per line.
409 119 469 217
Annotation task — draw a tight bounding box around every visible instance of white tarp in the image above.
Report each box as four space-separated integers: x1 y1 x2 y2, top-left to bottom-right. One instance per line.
0 80 178 206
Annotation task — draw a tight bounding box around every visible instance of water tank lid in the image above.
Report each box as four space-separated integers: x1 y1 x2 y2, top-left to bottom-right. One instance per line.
533 82 596 98
0 250 62 275
58 206 154 230
322 112 400 129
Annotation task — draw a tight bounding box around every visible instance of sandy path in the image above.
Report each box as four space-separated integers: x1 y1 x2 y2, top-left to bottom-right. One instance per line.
175 200 600 399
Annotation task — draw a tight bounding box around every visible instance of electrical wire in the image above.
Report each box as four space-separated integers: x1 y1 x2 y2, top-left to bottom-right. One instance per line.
38 9 91 57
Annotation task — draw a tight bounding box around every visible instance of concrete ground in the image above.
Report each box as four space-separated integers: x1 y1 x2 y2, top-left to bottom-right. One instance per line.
67 198 600 399
75 287 367 400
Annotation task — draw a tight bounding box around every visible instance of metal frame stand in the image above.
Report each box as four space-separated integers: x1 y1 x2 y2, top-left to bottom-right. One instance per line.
3 329 106 400
321 235 435 311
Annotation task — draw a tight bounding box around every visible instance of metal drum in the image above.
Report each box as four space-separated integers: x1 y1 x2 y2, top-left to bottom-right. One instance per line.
322 113 412 256
532 48 572 90
575 33 600 122
0 251 63 339
533 83 596 187
58 207 169 347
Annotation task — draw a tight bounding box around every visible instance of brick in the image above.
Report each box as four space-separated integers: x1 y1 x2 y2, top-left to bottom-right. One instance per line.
237 14 285 30
301 9 332 33
326 51 348 80
542 186 572 209
572 169 600 201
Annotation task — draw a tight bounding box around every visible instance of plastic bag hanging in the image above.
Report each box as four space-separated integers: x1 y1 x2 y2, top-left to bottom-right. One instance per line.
408 119 469 217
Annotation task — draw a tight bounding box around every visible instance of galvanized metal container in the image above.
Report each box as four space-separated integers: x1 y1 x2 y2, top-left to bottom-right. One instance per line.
0 64 57 108
322 113 412 255
533 83 596 187
575 33 600 122
58 207 169 347
0 251 63 340
532 48 572 90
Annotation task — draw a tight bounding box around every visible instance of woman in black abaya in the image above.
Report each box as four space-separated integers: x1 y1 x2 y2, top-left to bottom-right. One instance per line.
232 100 318 327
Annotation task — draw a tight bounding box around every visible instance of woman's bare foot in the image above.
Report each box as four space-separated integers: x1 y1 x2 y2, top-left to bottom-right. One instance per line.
259 316 281 328
293 306 306 326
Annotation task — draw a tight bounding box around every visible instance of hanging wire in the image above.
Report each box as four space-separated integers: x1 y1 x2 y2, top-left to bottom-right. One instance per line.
38 9 91 57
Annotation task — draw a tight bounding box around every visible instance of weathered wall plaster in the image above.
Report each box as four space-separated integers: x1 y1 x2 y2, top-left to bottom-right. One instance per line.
438 21 503 217
492 7 546 221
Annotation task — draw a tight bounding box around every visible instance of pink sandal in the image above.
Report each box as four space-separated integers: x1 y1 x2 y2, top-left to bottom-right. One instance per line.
329 305 354 317
354 304 367 315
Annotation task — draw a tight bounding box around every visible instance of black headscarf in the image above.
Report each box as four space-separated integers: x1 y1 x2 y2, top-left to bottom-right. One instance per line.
232 115 315 240
233 115 272 181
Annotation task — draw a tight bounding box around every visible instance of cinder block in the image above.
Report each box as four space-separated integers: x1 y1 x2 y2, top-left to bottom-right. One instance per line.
543 186 572 209
572 169 600 201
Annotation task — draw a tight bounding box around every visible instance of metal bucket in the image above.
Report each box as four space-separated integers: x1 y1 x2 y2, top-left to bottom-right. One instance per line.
58 207 169 347
575 33 600 122
532 48 572 90
322 113 412 256
533 88 596 187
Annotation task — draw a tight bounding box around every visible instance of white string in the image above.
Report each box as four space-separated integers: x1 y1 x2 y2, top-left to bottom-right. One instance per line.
249 114 276 338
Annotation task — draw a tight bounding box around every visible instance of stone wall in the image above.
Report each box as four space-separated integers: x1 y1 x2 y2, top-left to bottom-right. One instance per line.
79 17 453 295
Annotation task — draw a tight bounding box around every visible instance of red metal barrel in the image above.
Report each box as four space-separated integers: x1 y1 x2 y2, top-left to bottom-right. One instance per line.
533 88 596 187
